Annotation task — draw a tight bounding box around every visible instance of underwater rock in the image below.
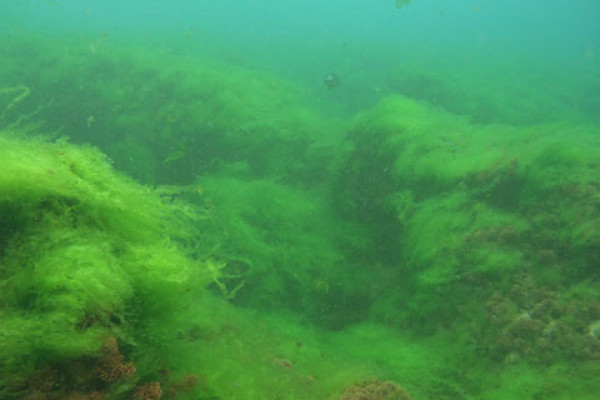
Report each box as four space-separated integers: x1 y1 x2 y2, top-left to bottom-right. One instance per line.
0 132 206 399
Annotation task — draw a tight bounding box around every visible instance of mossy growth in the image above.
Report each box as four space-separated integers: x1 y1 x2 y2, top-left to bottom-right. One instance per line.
0 130 209 399
194 173 373 329
0 36 343 187
1 34 598 399
385 49 595 125
0 130 410 400
341 94 600 348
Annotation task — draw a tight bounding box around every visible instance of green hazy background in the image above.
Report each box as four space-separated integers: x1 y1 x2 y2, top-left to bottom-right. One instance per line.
1 1 599 399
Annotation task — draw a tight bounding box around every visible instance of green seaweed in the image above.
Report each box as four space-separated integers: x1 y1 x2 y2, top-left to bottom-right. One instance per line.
0 131 208 398
1 33 599 400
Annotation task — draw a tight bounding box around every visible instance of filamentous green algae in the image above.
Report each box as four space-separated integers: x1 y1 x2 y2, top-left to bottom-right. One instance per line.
1 33 599 399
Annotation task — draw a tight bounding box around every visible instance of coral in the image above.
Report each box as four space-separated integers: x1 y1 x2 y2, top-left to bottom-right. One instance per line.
29 367 58 393
173 374 199 391
479 274 600 363
340 380 413 400
21 360 109 400
133 382 162 400
95 337 136 382
162 374 202 398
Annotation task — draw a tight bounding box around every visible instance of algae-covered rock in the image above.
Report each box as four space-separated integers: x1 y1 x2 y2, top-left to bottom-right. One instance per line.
0 36 341 187
339 94 600 346
0 131 207 398
194 175 372 329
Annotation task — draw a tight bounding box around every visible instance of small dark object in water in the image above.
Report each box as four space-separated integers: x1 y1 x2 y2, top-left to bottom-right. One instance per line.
323 73 341 90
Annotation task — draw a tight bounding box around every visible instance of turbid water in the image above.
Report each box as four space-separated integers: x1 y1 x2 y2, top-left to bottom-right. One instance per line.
1 1 599 399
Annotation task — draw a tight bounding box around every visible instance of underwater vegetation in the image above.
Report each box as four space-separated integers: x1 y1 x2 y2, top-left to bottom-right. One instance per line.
340 380 412 399
0 130 212 399
338 94 600 367
193 175 373 329
0 130 379 400
0 36 341 187
1 34 600 399
384 61 594 126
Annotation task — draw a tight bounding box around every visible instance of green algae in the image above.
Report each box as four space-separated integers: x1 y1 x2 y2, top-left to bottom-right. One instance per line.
0 36 342 186
193 175 372 329
338 93 600 397
1 34 599 400
0 131 209 398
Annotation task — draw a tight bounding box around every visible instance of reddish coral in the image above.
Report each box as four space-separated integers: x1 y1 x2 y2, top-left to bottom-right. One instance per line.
133 382 163 400
485 291 512 325
29 367 58 393
165 374 201 398
340 379 413 400
95 337 136 382
177 375 199 390
478 273 600 363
